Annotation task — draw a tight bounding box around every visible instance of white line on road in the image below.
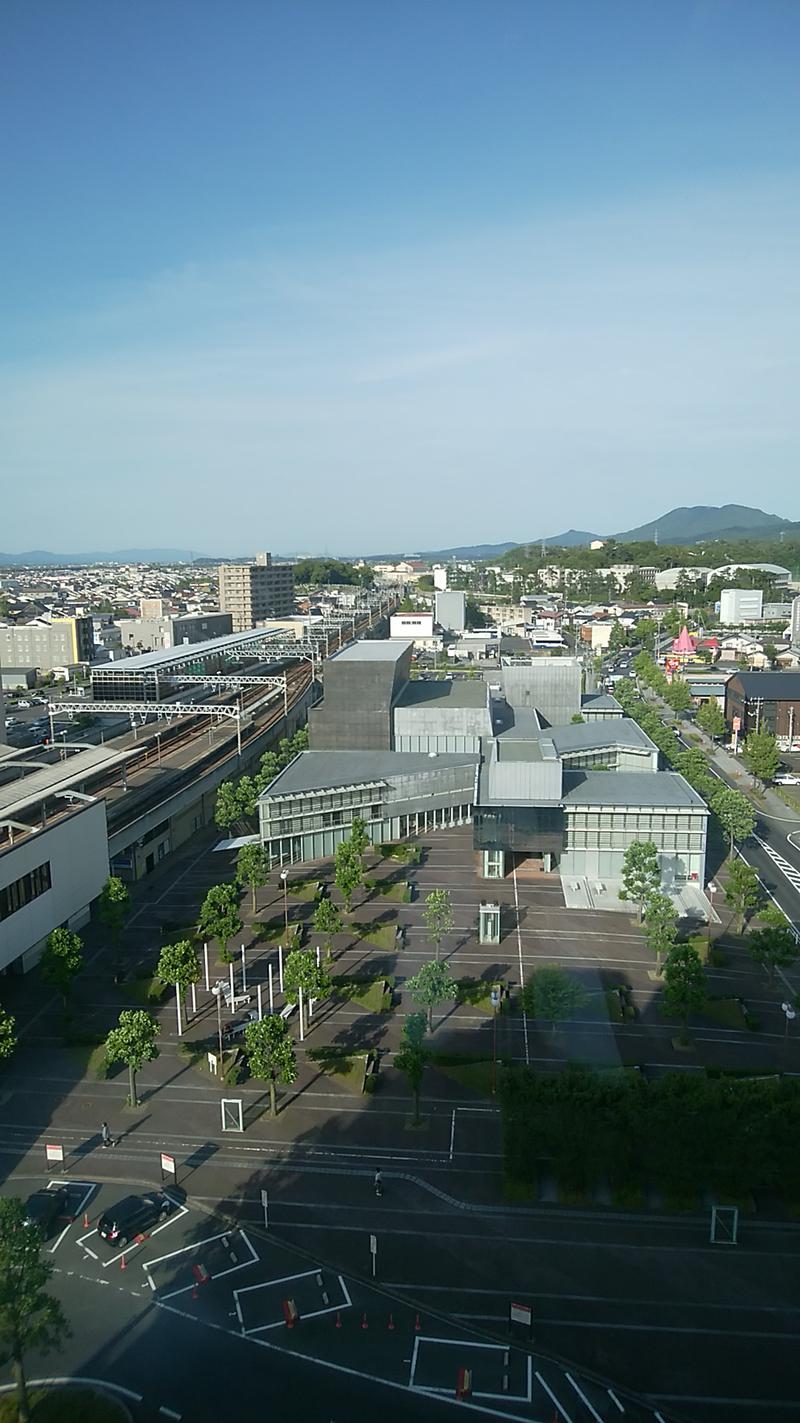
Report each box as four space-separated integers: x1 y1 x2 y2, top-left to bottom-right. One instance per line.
535 1371 576 1423
449 1109 455 1162
566 1371 605 1422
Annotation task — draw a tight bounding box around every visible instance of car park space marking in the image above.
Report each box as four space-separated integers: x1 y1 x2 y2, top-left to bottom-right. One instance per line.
409 1336 532 1405
535 1371 576 1423
47 1179 96 1254
565 1372 605 1422
233 1267 352 1334
76 1202 189 1267
143 1227 259 1299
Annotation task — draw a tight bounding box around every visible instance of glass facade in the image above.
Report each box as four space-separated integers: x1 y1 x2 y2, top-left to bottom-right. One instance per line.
0 861 52 921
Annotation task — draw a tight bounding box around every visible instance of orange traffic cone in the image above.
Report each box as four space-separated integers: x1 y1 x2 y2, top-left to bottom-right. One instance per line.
335 1311 342 1329
120 1252 126 1271
414 1313 421 1332
361 1312 368 1330
83 1212 89 1229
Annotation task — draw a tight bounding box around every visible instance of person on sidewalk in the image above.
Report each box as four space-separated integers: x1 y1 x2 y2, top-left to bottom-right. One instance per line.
374 1167 383 1197
100 1121 115 1149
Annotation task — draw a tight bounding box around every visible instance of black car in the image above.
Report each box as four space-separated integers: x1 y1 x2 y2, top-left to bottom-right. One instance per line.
97 1190 177 1247
23 1186 69 1236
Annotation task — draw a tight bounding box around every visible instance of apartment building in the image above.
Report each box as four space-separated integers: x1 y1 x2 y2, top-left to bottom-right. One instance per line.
218 553 295 632
0 616 94 675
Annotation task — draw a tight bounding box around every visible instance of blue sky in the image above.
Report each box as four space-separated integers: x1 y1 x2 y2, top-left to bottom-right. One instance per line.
1 0 798 555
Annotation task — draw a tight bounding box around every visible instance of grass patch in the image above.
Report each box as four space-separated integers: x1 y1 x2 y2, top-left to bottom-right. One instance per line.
69 1041 115 1081
702 997 748 1031
378 843 422 865
352 921 398 952
0 1388 129 1423
455 977 498 1015
258 920 303 945
434 1059 495 1097
120 974 167 1005
307 1047 373 1094
663 1188 700 1213
373 879 413 902
503 1176 538 1204
286 878 323 902
333 975 394 1013
557 1182 594 1208
610 1181 647 1211
178 1037 241 1081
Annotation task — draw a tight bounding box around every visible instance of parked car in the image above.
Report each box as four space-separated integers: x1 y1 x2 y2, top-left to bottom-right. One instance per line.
97 1190 177 1247
23 1186 69 1236
15 700 31 708
774 774 800 786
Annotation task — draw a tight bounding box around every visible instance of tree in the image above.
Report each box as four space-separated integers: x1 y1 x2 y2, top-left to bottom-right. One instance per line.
618 841 661 920
422 888 454 962
236 843 269 914
743 728 780 786
98 875 130 978
609 622 628 651
283 949 331 1035
520 964 588 1033
394 1012 429 1125
312 897 342 959
39 927 83 1011
763 643 778 667
406 960 458 1033
156 939 199 1037
197 882 242 964
349 816 370 860
712 787 756 856
245 1016 297 1116
334 839 362 913
660 944 706 1044
214 780 242 832
104 1009 159 1106
642 892 678 974
665 679 692 714
696 701 726 740
724 859 761 934
747 924 798 981
0 1197 70 1423
0 1008 16 1062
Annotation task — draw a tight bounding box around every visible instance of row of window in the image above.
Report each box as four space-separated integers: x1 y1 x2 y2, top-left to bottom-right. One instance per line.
0 861 52 922
565 830 705 852
565 811 701 832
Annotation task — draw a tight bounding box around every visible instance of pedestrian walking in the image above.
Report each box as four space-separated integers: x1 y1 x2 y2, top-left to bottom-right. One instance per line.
100 1121 114 1149
374 1167 383 1198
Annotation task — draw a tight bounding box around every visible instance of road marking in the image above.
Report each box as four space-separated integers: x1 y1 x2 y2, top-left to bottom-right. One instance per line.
607 1388 625 1413
449 1109 455 1162
535 1371 576 1423
566 1371 604 1421
754 834 800 900
158 1409 181 1421
511 863 530 1065
0 1377 142 1404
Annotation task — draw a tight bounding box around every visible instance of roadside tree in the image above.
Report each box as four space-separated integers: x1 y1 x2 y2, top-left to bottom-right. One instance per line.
236 843 269 914
406 960 458 1033
747 924 798 981
214 780 242 832
334 839 362 913
696 701 726 740
521 964 588 1033
422 888 454 962
743 728 780 787
312 897 342 959
394 1012 429 1125
724 859 761 934
197 882 242 964
104 1009 159 1106
245 1017 297 1117
156 939 200 1037
0 1008 16 1062
98 874 130 978
618 840 661 920
39 927 83 1012
0 1197 70 1423
283 949 331 1035
660 944 707 1044
642 892 678 974
712 788 756 857
665 679 692 714
349 815 370 861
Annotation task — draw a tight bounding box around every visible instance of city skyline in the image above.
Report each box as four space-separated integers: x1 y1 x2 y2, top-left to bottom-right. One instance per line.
2 1 799 554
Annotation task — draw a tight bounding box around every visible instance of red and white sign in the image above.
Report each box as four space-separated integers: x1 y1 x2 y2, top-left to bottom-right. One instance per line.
510 1300 533 1328
45 1143 64 1165
733 716 741 732
160 1152 176 1177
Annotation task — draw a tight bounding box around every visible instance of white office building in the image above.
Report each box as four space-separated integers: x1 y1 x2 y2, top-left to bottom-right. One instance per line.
719 588 764 625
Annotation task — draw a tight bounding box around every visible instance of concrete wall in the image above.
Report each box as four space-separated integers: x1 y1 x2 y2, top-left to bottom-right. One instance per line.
502 659 581 726
309 645 413 750
435 590 466 632
0 800 109 972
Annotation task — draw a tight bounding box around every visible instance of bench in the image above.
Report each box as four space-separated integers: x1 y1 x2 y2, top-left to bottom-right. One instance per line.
279 1001 297 1022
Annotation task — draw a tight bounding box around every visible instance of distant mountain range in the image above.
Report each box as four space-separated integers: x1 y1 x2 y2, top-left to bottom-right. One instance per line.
0 548 199 567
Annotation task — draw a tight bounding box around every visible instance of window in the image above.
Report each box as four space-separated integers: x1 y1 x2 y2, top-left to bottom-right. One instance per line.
0 861 52 921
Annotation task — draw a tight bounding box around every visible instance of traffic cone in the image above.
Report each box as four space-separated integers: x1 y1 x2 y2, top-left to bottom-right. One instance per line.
335 1311 342 1329
361 1312 368 1330
387 1313 395 1331
120 1252 126 1271
83 1212 89 1229
414 1313 421 1332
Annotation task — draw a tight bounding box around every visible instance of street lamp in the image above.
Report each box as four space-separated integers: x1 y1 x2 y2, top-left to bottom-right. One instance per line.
490 983 501 1096
781 1001 796 1038
211 982 225 1061
279 868 289 941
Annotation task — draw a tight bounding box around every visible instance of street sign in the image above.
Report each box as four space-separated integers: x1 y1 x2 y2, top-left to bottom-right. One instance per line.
509 1300 533 1336
261 1188 269 1229
160 1152 176 1179
207 1051 219 1075
370 1232 377 1277
45 1143 64 1167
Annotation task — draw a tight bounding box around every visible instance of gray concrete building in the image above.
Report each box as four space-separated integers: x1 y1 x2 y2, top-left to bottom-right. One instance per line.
258 646 709 911
218 552 295 631
435 589 466 633
115 611 233 653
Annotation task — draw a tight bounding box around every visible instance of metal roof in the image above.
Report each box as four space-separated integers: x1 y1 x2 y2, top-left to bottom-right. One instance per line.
549 720 655 755
561 770 706 808
92 626 283 673
728 672 800 699
260 749 478 798
0 744 132 819
396 679 488 709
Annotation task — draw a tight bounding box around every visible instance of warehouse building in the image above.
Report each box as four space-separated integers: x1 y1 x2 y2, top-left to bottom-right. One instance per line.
726 671 800 747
